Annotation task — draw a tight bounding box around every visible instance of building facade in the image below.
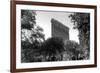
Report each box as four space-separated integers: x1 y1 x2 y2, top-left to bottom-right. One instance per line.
51 18 69 41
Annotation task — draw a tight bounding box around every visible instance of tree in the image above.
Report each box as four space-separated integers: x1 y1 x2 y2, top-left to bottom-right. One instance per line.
21 10 36 30
69 13 90 59
64 40 79 60
21 10 45 62
40 37 65 61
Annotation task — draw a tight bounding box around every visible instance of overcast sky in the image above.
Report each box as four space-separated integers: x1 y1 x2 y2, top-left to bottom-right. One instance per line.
35 10 79 43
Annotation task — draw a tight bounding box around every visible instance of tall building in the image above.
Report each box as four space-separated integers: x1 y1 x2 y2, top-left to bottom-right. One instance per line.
51 18 69 41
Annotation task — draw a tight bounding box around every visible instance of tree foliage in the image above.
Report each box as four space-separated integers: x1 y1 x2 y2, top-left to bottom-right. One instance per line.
40 37 65 61
69 13 90 59
21 10 36 30
21 10 45 62
64 40 80 60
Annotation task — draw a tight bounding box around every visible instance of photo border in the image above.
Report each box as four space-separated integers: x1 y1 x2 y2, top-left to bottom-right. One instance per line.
10 0 97 72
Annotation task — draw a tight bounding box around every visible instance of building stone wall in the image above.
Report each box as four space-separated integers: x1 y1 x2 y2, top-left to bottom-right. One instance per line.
51 18 69 41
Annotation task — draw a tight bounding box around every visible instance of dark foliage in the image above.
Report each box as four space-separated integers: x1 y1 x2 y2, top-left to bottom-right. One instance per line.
21 10 36 30
40 37 65 61
21 10 45 62
64 40 80 60
69 13 90 59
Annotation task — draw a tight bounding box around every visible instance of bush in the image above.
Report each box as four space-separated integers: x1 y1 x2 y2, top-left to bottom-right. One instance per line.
40 37 65 61
64 40 80 60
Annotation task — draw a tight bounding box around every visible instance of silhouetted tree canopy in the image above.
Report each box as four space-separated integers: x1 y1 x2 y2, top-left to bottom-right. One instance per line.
21 10 45 62
21 10 36 30
64 40 79 59
69 13 90 47
40 37 64 55
69 13 90 59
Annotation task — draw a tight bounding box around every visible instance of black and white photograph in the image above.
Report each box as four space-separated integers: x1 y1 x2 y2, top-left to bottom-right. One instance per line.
11 2 97 72
21 10 90 63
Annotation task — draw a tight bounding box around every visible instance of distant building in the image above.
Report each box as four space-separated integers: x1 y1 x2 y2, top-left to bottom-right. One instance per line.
51 18 69 41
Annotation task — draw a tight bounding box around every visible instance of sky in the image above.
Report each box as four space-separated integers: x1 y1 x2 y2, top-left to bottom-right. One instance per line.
35 10 79 43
